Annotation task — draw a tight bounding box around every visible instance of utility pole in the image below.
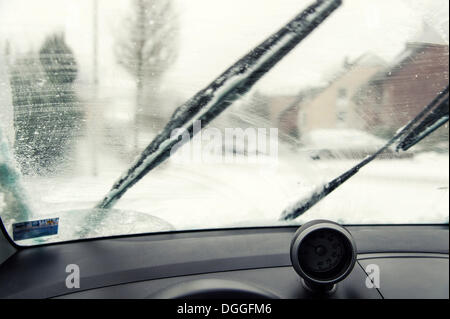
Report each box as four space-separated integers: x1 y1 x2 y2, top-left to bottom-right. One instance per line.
93 0 99 90
89 0 99 176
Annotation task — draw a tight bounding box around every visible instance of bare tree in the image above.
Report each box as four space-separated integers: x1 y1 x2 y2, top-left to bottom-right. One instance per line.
115 0 178 151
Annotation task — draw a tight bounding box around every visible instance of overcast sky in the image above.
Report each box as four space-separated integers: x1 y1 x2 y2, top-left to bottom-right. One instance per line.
0 0 448 99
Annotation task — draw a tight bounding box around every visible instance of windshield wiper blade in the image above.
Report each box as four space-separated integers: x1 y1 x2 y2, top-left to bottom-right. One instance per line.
96 0 342 209
280 86 450 221
396 86 449 151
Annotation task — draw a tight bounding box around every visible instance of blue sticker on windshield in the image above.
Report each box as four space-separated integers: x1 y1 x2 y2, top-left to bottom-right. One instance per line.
13 218 59 241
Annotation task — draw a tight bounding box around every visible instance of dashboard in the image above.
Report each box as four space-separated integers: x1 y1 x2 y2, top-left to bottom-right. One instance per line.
0 224 448 299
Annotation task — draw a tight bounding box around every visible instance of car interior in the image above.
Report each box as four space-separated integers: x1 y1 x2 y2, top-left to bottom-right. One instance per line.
0 0 448 300
0 221 448 299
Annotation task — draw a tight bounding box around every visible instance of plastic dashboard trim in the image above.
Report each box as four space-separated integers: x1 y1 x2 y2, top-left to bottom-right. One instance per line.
0 225 448 299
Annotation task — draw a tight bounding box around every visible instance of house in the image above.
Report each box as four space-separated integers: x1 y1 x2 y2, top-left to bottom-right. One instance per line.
246 89 321 144
295 54 386 136
353 42 449 141
277 88 322 142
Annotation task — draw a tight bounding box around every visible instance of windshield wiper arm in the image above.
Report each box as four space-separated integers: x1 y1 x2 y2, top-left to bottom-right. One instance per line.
280 86 450 221
96 0 342 209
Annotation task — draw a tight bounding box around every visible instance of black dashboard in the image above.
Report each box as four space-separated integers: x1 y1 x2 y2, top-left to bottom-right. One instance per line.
0 224 448 299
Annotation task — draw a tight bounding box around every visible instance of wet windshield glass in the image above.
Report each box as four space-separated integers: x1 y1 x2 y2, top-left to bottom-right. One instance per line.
0 0 448 245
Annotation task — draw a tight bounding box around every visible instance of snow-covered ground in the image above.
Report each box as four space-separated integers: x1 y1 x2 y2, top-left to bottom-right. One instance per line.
7 141 448 244
301 128 387 151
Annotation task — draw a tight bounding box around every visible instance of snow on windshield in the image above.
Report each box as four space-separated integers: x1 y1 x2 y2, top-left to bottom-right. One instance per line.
0 0 448 245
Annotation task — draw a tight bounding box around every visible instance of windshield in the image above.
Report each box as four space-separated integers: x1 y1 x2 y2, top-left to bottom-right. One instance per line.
0 0 448 246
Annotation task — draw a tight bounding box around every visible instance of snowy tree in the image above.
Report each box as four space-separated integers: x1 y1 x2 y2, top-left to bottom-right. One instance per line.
39 33 77 84
114 0 179 151
10 33 83 175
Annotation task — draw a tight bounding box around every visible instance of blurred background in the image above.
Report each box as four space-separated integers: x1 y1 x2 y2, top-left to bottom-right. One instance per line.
0 0 448 236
